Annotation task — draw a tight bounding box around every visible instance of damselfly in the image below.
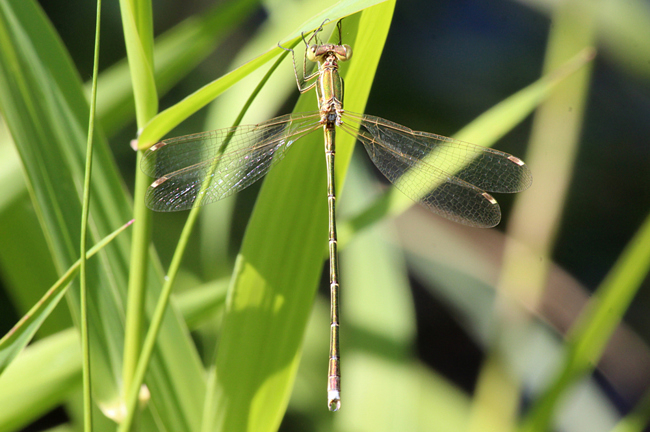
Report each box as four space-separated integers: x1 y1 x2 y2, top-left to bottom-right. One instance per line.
142 20 532 411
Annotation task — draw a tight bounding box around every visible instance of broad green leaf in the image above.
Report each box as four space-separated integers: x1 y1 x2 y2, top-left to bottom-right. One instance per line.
0 0 205 430
201 3 395 432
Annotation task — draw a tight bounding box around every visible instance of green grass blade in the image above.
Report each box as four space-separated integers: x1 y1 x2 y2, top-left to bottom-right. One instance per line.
118 0 159 402
0 125 69 339
94 0 261 136
0 220 133 376
137 0 390 148
117 0 156 125
201 4 395 431
78 0 103 429
0 273 225 432
520 211 650 432
0 1 206 429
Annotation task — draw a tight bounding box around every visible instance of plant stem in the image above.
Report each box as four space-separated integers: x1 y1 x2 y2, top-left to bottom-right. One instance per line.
118 0 157 404
79 0 103 430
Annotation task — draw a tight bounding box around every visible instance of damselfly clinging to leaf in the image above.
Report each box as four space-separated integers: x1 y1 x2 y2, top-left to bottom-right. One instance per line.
142 20 532 411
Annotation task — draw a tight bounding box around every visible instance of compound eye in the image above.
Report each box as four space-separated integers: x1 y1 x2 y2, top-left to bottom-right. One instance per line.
342 44 352 60
335 44 352 61
306 45 318 62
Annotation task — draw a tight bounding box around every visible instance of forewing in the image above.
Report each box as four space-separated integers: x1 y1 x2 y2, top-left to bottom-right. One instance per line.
142 113 321 212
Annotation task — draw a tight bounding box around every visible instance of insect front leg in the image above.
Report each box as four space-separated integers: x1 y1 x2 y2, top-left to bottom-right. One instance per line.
277 39 318 94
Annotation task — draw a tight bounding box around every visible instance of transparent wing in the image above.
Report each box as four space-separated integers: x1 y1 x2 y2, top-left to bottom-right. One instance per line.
341 113 532 228
141 112 321 212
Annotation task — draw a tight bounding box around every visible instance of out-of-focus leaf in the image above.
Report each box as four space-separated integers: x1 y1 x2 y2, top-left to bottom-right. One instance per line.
521 212 650 432
175 278 229 329
0 220 132 376
0 122 68 338
0 330 80 432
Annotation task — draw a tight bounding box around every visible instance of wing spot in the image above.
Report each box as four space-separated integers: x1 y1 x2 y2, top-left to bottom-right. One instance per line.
508 155 525 166
151 176 169 188
149 142 167 152
482 192 497 205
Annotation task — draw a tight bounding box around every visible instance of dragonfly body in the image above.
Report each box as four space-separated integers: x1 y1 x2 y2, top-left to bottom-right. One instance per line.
142 20 532 412
294 38 353 412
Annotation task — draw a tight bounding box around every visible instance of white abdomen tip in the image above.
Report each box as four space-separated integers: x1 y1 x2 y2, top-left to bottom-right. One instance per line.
328 391 341 411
